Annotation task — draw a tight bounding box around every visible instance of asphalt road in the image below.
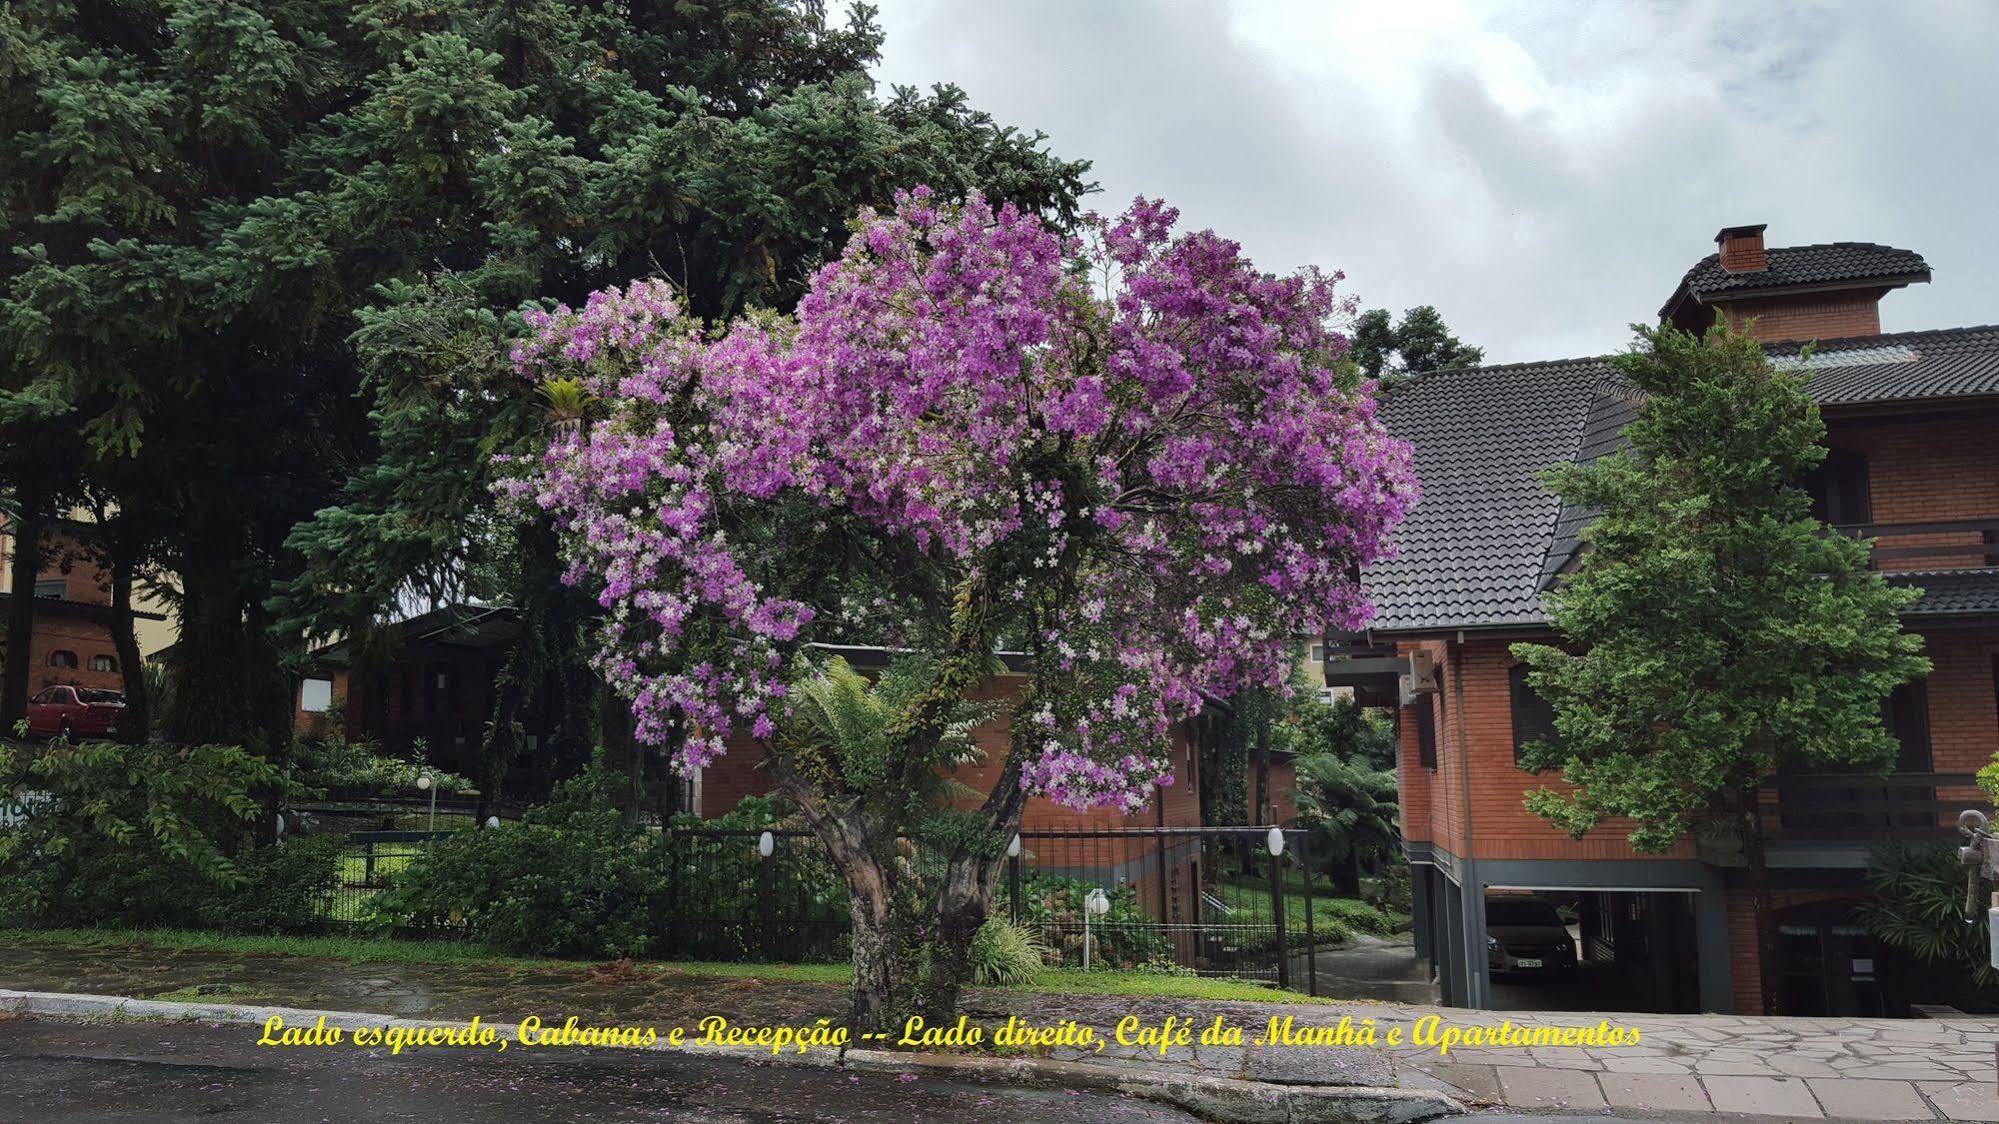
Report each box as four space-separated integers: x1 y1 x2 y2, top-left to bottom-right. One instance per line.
0 1018 1204 1124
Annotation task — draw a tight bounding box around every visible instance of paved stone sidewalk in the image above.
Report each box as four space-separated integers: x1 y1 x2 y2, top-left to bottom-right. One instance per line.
1029 997 1999 1121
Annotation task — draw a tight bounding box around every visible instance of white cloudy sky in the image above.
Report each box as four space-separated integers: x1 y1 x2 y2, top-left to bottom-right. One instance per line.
866 0 1998 364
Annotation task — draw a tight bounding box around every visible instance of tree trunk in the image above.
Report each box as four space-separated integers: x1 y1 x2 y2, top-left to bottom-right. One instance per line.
108 557 148 743
919 730 1033 1019
847 864 910 1034
2 502 44 731
1742 784 1778 1016
475 638 529 823
167 547 253 745
919 846 1002 1020
778 773 913 1033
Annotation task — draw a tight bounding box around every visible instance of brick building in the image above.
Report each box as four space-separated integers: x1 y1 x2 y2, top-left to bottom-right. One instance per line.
1328 224 1999 1015
0 518 164 697
298 604 538 778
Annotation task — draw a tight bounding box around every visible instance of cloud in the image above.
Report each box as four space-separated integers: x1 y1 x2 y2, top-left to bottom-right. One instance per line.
867 0 1999 362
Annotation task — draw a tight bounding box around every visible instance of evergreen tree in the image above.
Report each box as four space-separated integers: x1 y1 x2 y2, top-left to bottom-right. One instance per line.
1348 305 1483 383
1 2 1089 765
1511 319 1929 1014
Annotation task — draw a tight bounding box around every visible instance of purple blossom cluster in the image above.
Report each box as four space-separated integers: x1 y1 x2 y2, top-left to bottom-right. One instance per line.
501 190 1417 809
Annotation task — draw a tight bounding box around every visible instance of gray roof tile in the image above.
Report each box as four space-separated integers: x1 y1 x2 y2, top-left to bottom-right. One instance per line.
1367 325 1999 634
1667 242 1930 312
1891 570 1999 618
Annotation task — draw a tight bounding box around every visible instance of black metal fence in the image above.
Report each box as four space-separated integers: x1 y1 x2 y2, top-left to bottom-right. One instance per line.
323 825 1337 992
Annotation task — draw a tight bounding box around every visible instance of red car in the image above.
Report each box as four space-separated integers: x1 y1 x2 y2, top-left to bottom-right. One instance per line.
26 685 125 741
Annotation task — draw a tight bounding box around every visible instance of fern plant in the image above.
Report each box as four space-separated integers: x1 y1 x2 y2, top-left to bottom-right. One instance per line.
1859 843 1999 990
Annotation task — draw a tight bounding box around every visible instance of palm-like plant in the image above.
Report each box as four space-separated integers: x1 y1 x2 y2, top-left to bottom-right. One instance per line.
1294 753 1401 888
538 377 590 427
1859 843 1999 990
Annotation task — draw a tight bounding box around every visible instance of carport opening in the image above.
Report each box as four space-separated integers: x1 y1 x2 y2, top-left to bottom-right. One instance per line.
1484 888 1701 1013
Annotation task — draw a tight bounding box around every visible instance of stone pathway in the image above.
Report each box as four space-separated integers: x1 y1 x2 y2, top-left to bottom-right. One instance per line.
1029 997 1999 1121
4 934 1998 1120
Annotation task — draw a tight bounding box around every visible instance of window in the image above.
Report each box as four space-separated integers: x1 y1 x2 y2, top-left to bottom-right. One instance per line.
47 650 77 669
1310 644 1325 663
300 678 334 713
1804 448 1871 525
88 654 116 673
31 687 68 704
1510 664 1559 766
1883 680 1931 773
1415 698 1438 769
32 578 65 599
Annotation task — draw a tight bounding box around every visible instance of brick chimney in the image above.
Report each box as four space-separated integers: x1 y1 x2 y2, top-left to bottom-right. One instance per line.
1715 223 1768 273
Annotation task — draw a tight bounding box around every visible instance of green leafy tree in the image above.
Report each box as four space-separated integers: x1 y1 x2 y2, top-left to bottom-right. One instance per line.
1347 305 1483 384
1293 752 1400 893
1511 319 1930 1014
2 2 1089 769
1276 694 1397 771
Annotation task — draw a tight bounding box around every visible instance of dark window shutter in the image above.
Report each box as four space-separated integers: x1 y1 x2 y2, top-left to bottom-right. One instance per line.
1510 664 1559 766
1883 680 1931 773
1805 449 1872 525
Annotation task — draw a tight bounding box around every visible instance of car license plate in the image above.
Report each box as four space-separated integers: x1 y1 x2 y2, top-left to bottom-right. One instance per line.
1515 957 1543 969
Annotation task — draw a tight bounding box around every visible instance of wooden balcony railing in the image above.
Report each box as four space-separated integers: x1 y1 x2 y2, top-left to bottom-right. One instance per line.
1769 771 1980 843
1836 519 1999 571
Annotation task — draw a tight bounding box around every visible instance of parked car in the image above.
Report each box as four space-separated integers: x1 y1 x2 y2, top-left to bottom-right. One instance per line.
1486 895 1577 976
25 685 125 741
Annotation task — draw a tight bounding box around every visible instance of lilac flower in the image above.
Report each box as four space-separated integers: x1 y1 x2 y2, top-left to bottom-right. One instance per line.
499 192 1416 809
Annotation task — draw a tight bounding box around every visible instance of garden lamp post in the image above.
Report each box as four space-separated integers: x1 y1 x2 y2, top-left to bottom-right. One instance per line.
1082 888 1110 970
1007 833 1023 924
417 773 436 834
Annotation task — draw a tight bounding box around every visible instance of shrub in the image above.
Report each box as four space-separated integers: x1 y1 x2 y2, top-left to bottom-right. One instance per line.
967 918 1049 986
1860 843 1999 993
0 740 335 933
205 835 346 934
1320 896 1399 936
366 766 663 956
367 820 661 956
1014 873 1171 968
292 735 473 797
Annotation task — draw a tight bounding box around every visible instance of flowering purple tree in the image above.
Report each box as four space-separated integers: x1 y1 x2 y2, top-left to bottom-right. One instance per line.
503 190 1415 1026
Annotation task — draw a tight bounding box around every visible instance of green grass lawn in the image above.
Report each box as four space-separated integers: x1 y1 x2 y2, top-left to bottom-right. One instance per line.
10 926 1340 1005
1216 873 1408 946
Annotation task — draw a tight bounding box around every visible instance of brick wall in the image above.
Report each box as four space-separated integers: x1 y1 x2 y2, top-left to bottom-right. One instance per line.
1718 291 1883 344
1828 411 1999 568
1396 635 1696 862
19 613 125 694
0 521 130 695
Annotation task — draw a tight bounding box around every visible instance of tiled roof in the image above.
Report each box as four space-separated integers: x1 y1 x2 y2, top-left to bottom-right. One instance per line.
1665 242 1930 314
1783 326 1999 406
1365 358 1610 633
1367 325 1999 634
1891 570 1999 619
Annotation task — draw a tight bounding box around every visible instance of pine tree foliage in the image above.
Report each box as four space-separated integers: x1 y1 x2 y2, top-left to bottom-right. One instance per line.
1 1 1089 754
1512 320 1930 852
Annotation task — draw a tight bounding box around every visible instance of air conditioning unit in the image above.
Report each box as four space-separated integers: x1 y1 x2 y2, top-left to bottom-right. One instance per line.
1407 644 1439 688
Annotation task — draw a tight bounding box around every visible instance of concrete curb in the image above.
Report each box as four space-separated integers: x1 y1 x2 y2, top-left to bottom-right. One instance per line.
0 989 1464 1123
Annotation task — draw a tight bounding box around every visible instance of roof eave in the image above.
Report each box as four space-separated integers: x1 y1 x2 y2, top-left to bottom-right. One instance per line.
1690 271 1932 307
